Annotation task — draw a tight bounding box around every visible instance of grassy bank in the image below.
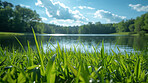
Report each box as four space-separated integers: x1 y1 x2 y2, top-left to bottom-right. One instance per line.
111 32 130 35
111 32 148 36
0 32 25 35
0 43 148 83
0 32 147 83
0 32 43 35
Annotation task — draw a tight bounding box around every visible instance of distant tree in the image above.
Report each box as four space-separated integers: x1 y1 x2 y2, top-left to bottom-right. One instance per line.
0 0 2 7
129 24 135 32
34 22 44 33
142 13 148 32
124 19 135 32
0 5 13 31
13 5 41 32
1 1 13 8
116 20 126 32
134 15 145 32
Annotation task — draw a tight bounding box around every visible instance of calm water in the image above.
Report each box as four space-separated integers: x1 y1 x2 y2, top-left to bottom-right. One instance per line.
0 34 147 53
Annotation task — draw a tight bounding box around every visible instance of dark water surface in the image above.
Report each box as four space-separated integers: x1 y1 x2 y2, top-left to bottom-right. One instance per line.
0 34 147 53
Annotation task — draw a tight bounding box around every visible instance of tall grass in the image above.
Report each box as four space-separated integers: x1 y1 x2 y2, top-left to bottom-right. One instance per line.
0 30 147 83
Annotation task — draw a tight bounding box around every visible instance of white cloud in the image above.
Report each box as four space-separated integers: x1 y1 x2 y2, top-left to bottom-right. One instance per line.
50 19 87 26
35 0 88 21
45 8 52 18
87 7 95 10
73 6 95 10
57 10 60 16
35 0 44 7
20 4 30 8
41 17 48 21
129 4 148 12
94 10 126 23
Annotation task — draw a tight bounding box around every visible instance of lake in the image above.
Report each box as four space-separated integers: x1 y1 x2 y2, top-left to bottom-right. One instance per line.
0 34 147 53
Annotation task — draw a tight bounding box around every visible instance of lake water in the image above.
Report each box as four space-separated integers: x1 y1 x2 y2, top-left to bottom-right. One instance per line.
0 34 147 53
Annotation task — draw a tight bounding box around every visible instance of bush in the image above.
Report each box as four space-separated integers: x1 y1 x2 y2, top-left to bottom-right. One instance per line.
128 32 137 35
138 31 146 36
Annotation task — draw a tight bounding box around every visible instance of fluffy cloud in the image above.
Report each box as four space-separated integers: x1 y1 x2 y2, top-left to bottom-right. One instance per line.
129 4 148 12
41 17 48 21
73 6 95 10
35 0 44 7
35 0 87 21
50 19 87 26
20 4 30 8
94 10 126 23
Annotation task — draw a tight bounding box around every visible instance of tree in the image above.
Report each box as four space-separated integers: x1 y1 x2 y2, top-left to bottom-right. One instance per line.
142 13 148 32
13 5 41 32
116 20 126 32
134 15 145 32
1 1 13 8
34 22 44 33
129 24 135 32
0 6 13 31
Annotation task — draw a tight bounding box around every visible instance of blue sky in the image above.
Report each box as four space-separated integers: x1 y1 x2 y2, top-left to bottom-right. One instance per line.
3 0 148 26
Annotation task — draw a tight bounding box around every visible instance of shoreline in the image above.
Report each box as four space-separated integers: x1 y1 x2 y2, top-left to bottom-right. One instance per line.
111 32 148 36
0 32 148 36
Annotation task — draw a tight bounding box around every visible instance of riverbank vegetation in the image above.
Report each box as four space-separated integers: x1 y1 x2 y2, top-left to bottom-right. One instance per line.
111 32 148 36
0 0 148 35
0 32 25 35
0 29 148 82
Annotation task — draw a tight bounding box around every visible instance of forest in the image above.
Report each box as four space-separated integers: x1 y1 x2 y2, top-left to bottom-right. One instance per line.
0 0 148 34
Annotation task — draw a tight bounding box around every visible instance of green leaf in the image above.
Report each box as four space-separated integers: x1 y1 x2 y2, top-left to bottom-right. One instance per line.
75 66 81 83
32 28 45 76
15 37 25 52
27 65 40 70
101 41 104 59
46 54 57 83
134 58 141 80
17 73 26 83
67 62 85 82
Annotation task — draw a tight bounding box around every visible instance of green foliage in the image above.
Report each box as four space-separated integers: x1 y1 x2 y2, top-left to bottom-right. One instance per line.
116 20 126 32
143 14 148 31
0 0 148 34
0 1 42 33
138 31 146 36
129 24 135 32
134 16 144 32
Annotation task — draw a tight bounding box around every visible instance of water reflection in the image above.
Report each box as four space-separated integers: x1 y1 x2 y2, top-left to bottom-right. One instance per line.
0 34 147 53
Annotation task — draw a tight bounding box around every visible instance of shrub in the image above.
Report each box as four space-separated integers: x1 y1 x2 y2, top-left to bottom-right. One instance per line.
138 31 146 36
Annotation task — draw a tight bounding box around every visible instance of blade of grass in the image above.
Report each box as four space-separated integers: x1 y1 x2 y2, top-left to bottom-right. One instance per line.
46 54 56 83
67 62 85 82
32 28 45 76
15 37 25 52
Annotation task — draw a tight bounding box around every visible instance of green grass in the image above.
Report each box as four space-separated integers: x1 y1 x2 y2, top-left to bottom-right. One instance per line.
0 30 148 83
0 32 41 35
0 32 25 35
111 32 130 35
131 33 148 36
112 32 148 36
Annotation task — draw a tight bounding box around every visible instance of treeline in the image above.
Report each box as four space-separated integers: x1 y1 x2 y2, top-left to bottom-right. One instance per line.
77 13 148 34
0 0 148 34
41 13 148 34
0 0 44 33
114 13 148 34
